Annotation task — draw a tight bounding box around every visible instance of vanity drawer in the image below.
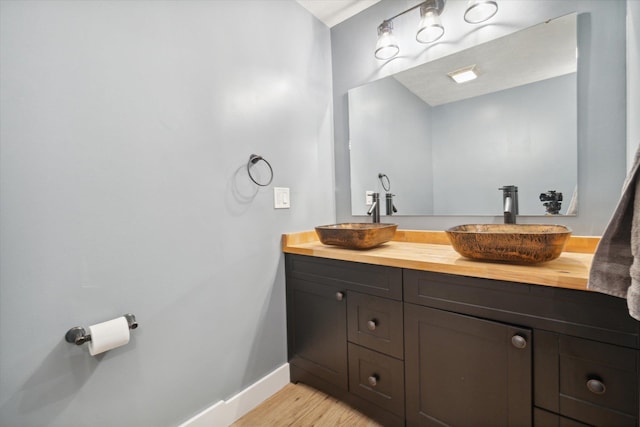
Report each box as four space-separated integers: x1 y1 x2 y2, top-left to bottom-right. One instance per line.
286 254 402 300
558 335 638 426
347 292 403 359
403 269 640 348
348 343 404 417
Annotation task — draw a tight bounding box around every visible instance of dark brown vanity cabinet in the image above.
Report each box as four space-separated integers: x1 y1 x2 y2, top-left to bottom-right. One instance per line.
285 254 640 427
285 254 405 426
404 269 640 427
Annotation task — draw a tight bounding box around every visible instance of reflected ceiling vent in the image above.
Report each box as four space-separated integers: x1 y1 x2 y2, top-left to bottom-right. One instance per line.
448 65 478 83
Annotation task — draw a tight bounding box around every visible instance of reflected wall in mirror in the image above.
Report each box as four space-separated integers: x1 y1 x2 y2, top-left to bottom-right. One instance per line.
349 13 578 217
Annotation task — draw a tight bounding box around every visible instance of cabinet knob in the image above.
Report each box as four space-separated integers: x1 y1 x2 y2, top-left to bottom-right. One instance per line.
511 334 527 349
368 374 379 387
367 319 378 331
335 292 345 301
587 378 606 395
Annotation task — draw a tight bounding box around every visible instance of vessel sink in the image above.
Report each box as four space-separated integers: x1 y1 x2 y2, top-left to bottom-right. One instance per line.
445 224 572 264
315 223 398 249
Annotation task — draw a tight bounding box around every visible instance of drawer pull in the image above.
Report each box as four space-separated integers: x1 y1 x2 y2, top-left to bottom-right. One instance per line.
511 334 527 349
586 378 606 395
367 319 378 331
335 292 345 301
368 374 379 387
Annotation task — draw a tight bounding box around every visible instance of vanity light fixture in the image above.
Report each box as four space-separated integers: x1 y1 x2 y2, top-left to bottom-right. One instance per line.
416 0 445 44
463 0 498 24
375 0 498 60
448 64 478 83
375 20 400 60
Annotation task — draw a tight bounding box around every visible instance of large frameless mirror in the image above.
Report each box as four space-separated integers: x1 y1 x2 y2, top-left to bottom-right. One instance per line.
349 13 578 216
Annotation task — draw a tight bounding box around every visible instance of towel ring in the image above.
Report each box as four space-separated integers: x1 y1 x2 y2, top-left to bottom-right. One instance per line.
378 173 391 191
247 154 273 187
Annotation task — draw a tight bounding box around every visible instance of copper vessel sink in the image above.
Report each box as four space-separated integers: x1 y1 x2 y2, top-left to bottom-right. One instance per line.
445 224 572 264
315 223 398 249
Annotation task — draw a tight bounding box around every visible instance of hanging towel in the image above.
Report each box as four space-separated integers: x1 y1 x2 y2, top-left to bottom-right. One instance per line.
588 145 640 320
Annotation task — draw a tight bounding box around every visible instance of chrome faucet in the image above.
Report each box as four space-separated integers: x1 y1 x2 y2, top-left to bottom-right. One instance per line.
367 192 380 223
499 185 519 224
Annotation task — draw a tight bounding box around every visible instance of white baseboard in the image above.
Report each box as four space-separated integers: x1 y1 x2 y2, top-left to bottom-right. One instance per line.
178 363 290 427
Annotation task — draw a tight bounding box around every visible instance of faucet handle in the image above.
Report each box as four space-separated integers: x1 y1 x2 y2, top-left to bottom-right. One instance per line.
367 201 377 215
367 192 381 223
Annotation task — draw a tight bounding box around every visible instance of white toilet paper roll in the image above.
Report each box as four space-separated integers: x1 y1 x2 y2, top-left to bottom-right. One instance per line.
88 316 130 356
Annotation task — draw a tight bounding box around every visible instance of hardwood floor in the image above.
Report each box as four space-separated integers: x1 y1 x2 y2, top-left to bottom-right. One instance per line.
231 383 382 427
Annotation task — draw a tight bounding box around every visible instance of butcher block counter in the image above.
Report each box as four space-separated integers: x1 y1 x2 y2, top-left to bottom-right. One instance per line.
282 229 600 291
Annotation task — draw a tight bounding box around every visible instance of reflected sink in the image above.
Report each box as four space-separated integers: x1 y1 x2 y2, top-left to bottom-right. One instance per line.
315 223 398 249
445 224 572 264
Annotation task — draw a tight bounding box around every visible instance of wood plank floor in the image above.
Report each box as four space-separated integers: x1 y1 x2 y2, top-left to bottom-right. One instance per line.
231 383 382 427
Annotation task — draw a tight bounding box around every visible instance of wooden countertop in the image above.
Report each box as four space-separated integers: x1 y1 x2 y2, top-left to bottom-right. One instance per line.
282 230 600 292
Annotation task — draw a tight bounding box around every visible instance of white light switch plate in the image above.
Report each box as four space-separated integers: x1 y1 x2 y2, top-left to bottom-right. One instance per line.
366 191 374 206
274 187 290 209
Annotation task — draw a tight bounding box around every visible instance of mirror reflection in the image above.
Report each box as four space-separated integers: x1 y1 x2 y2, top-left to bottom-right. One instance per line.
349 13 578 217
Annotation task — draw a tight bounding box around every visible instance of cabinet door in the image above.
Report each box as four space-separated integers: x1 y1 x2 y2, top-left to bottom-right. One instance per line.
405 304 532 427
287 277 348 390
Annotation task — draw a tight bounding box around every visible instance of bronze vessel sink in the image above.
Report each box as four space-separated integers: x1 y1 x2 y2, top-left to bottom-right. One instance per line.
445 224 572 264
315 223 398 249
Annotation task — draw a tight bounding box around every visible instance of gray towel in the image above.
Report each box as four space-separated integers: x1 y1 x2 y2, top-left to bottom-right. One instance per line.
588 146 640 320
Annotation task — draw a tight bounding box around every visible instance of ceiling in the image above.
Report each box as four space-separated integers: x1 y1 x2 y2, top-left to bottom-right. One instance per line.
295 0 381 28
295 2 577 107
393 13 577 106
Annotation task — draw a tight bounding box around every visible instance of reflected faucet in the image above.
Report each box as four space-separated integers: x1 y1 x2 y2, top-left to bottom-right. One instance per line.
378 173 397 216
367 192 380 223
385 192 398 216
499 185 519 224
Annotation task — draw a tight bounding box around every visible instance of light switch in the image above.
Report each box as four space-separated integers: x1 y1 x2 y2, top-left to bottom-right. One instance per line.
274 187 290 209
366 191 374 206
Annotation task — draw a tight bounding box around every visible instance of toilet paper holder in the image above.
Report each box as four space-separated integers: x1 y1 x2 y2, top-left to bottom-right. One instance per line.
65 313 138 346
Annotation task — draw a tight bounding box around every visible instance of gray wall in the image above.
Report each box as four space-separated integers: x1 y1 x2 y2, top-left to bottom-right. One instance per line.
0 1 334 426
432 73 577 215
349 76 434 215
332 0 627 235
349 71 577 216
